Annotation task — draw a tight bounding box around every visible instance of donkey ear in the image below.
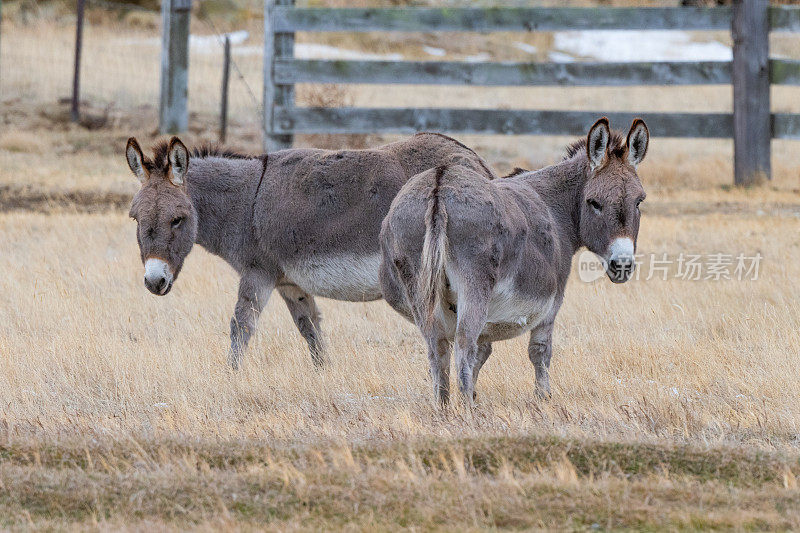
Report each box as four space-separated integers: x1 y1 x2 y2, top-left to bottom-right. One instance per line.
586 117 610 170
126 137 148 183
167 137 189 186
626 118 649 168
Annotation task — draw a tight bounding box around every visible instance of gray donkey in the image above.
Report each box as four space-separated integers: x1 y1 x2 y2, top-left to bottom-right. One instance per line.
124 134 495 368
379 118 649 404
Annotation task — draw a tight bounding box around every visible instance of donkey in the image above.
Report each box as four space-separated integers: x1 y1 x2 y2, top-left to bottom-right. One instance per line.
124 133 495 369
379 118 649 404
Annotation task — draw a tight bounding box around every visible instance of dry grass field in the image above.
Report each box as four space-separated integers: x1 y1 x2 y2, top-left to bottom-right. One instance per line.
3 3 800 530
3 115 800 529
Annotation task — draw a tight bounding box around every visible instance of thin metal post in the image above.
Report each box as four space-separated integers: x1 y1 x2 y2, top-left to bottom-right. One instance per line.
220 34 231 143
71 0 85 122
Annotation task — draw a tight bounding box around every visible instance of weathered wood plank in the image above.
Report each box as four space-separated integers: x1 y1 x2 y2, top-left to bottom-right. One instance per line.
773 114 800 139
732 0 770 184
159 0 191 134
769 6 800 32
272 107 733 138
262 0 276 151
272 7 731 33
769 59 800 85
263 0 294 152
275 59 732 86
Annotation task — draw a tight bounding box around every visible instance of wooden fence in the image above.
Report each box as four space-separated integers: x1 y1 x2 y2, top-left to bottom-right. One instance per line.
262 1 800 185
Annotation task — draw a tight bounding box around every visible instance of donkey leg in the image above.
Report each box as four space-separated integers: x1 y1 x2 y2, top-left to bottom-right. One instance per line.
426 335 451 406
278 283 325 367
528 321 554 399
454 295 490 405
471 342 493 401
228 271 274 370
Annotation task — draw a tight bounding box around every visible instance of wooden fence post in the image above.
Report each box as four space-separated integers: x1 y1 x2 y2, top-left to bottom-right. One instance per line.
263 0 295 152
160 0 192 134
0 0 3 97
732 0 770 185
219 34 231 143
71 0 85 122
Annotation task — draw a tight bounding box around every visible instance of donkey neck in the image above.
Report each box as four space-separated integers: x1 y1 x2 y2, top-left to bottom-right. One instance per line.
515 155 589 256
185 156 264 269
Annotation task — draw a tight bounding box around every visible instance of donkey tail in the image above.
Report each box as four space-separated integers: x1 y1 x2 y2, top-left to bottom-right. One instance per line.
418 165 449 328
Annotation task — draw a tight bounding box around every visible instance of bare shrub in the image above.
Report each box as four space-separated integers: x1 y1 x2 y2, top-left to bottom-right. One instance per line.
295 84 373 150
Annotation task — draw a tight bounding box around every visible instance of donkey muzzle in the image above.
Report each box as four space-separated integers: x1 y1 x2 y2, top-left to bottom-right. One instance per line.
606 237 636 284
144 258 174 295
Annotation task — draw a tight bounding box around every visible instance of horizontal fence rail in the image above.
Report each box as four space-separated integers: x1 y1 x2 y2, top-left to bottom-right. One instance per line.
276 58 800 87
264 2 800 184
274 108 732 138
276 60 733 87
274 6 800 33
273 107 800 140
273 7 733 32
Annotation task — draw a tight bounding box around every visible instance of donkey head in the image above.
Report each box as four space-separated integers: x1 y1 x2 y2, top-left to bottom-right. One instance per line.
579 118 649 283
126 137 198 295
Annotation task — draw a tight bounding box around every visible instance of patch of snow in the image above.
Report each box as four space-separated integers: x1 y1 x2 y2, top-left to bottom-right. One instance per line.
115 34 405 61
514 42 538 55
233 45 262 57
117 31 249 53
423 46 446 57
465 53 491 63
294 43 403 61
190 30 249 53
552 30 731 63
548 51 576 63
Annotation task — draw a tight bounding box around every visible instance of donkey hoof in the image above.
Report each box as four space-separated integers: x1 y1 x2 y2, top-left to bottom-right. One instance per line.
535 388 552 401
227 351 242 371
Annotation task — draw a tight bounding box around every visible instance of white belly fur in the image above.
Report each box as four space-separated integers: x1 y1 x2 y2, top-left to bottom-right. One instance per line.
486 278 554 329
283 253 382 301
445 271 554 332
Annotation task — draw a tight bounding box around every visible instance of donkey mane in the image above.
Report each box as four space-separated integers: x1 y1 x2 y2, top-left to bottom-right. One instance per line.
190 145 258 161
563 130 627 161
502 167 529 179
141 140 259 174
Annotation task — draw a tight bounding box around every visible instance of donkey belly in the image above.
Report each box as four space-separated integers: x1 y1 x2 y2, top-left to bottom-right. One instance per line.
479 281 555 342
283 253 383 301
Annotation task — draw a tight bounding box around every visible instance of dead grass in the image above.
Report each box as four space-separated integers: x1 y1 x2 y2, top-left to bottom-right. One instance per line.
3 165 800 525
1 436 799 530
2 209 800 447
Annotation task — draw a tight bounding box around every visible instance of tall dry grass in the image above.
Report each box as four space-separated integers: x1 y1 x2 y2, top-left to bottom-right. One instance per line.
1 209 799 450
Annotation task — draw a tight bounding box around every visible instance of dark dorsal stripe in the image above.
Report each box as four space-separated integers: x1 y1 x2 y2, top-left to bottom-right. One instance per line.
415 132 496 180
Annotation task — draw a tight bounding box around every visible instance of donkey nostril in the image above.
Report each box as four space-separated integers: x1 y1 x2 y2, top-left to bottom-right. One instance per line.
145 276 167 293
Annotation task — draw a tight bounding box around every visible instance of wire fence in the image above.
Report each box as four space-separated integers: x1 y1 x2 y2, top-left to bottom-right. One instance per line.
0 0 264 136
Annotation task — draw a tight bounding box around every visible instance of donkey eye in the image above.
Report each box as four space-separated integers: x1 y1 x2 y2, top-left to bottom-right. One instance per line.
587 199 603 213
171 216 184 229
